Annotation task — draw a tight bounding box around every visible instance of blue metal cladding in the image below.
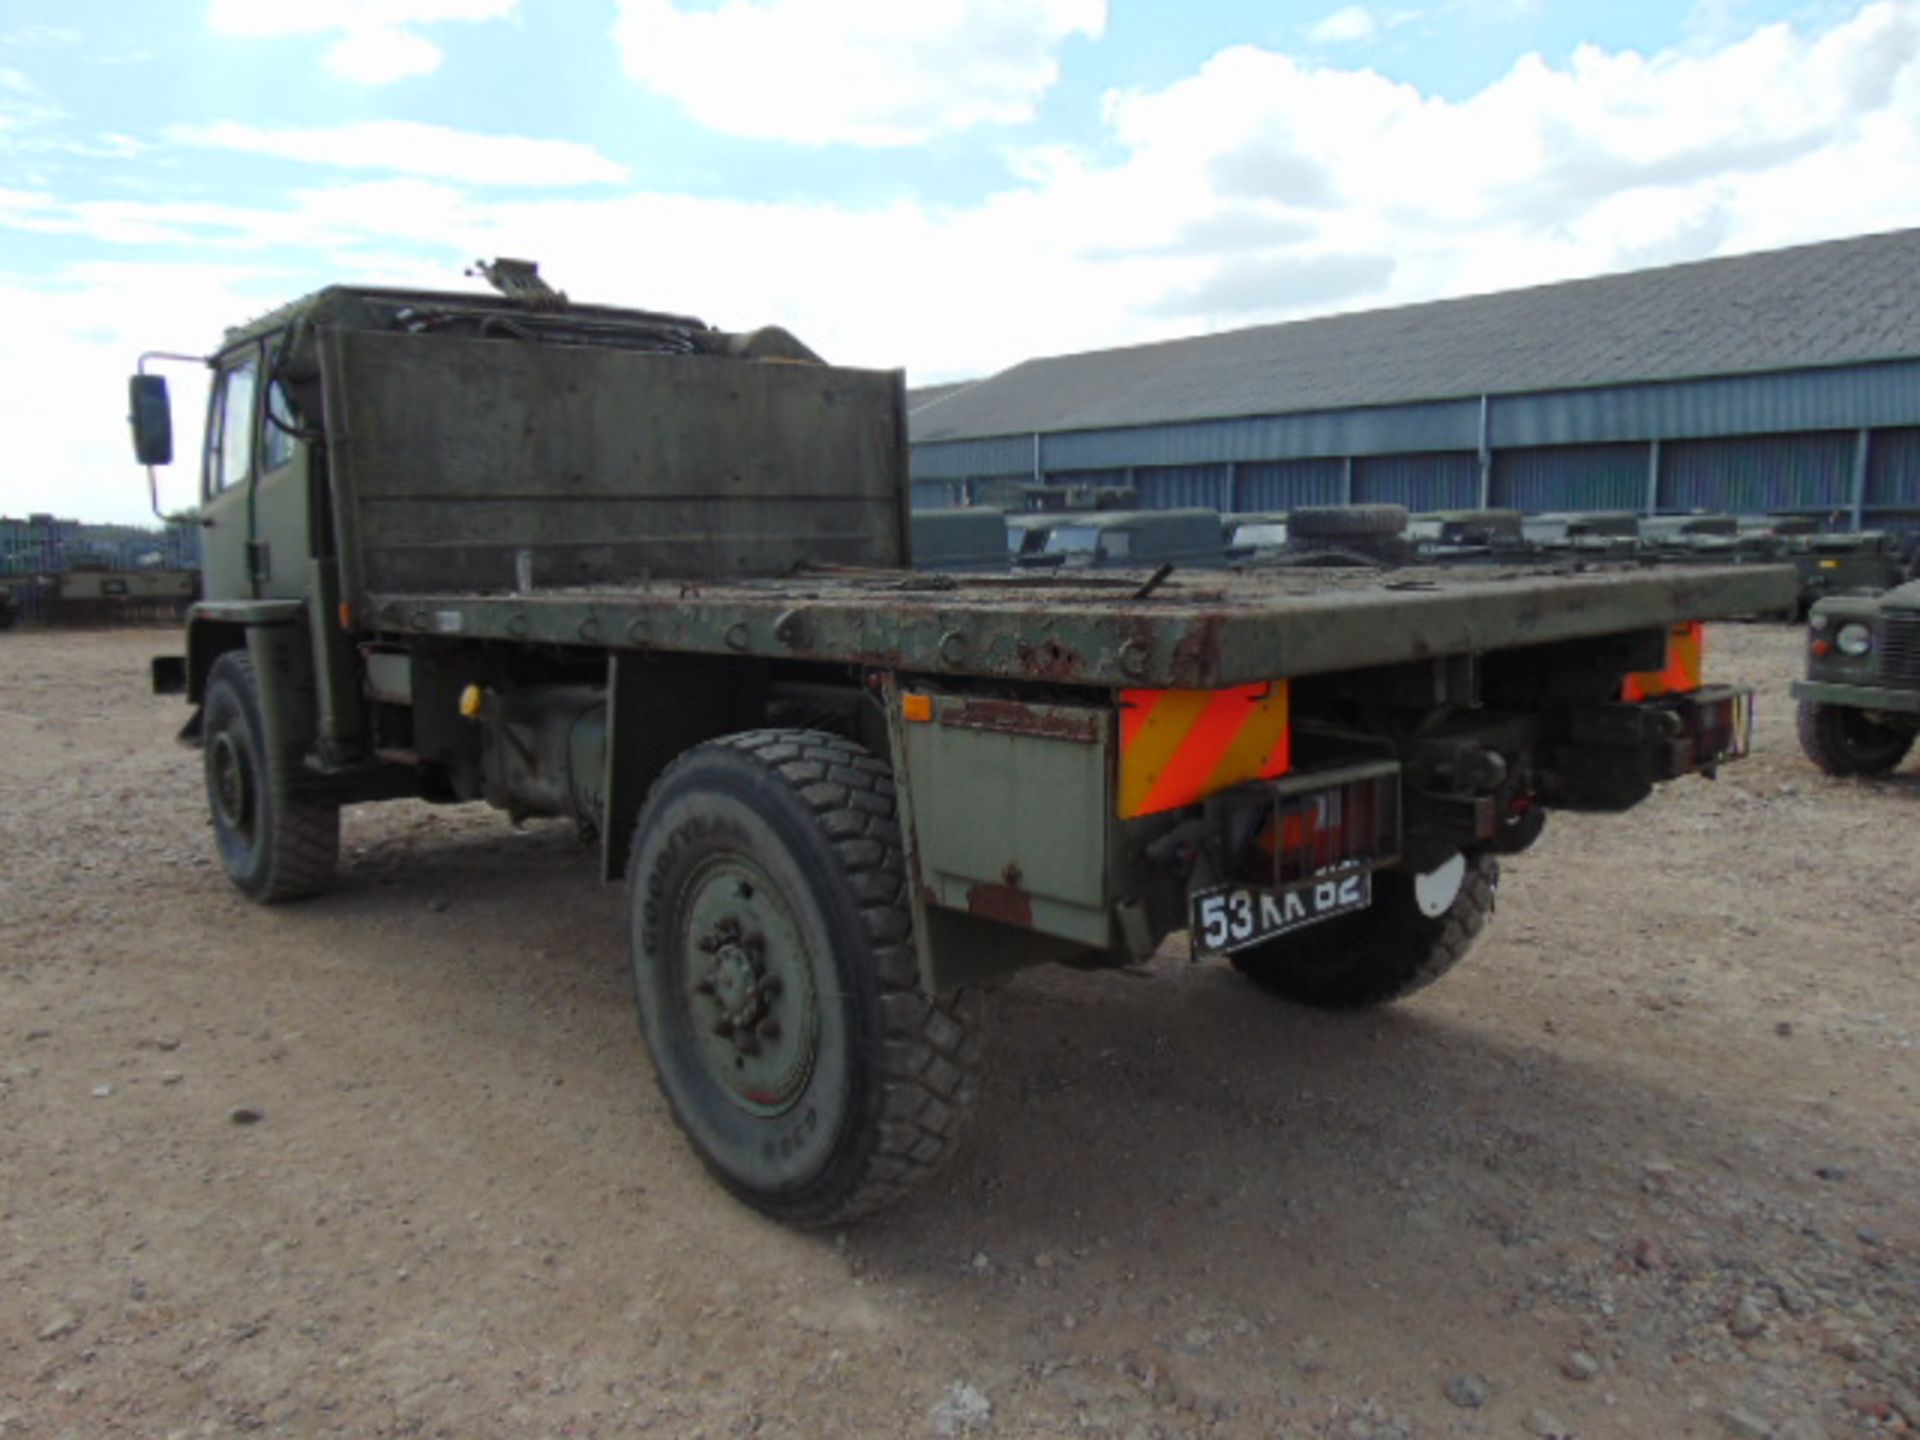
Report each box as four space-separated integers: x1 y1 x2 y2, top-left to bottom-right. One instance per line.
910 436 1034 481
1489 359 1920 447
1236 458 1345 510
1491 443 1647 512
919 359 1920 481
1659 432 1852 513
910 480 962 510
1866 427 1920 514
1353 452 1478 510
1034 399 1478 470
1134 464 1229 510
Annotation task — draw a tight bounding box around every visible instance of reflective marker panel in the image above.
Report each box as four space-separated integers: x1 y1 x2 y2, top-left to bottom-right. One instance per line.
1118 682 1291 819
1623 621 1704 702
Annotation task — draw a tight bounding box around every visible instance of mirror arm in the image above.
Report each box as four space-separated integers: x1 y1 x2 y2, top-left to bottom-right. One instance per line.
134 350 207 523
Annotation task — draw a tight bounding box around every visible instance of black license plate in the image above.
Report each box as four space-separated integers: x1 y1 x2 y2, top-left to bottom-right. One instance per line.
1189 870 1372 958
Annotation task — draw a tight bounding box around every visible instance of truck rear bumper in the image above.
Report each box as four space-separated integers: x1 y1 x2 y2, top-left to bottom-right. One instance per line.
1543 684 1753 810
1657 685 1754 772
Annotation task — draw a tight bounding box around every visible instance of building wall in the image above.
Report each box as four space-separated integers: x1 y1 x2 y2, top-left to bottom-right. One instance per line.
911 358 1920 531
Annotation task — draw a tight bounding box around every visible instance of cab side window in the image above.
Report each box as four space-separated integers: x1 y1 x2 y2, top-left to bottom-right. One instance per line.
261 380 298 472
206 358 258 498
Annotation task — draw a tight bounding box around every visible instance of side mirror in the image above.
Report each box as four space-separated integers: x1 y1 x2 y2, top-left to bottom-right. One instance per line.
129 374 173 466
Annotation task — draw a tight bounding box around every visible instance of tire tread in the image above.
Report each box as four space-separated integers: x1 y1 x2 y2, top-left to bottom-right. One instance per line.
636 728 981 1226
1232 854 1498 1010
1796 698 1916 777
205 652 340 903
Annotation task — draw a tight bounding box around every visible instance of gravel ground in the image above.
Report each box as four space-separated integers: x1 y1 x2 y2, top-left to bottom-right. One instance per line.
1 622 1915 1439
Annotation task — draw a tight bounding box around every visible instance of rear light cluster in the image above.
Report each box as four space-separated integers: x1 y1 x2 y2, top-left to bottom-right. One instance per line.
1687 692 1752 766
1252 768 1400 888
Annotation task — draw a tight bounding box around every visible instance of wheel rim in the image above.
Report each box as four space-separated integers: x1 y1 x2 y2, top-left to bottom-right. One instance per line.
209 730 257 843
680 857 820 1117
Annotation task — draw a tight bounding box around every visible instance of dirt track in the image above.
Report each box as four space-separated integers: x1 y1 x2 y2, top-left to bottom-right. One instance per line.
2 624 1915 1439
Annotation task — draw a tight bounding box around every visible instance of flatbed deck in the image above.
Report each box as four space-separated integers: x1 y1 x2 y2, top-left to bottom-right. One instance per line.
362 560 1798 689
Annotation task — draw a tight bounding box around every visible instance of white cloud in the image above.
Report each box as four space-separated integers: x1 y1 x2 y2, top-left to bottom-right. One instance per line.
0 262 293 528
203 0 517 35
172 120 630 186
0 25 83 48
13 2 1920 525
610 0 1106 146
1309 6 1379 44
205 0 517 84
322 26 443 83
1094 0 1920 312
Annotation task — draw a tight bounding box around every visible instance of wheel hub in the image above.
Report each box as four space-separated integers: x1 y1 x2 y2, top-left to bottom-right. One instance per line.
684 864 816 1116
209 731 255 837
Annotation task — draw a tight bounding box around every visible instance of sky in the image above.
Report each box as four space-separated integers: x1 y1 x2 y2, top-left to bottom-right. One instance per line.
5 0 1920 525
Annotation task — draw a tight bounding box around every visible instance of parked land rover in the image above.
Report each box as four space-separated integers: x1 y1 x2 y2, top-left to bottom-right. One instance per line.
1794 581 1920 776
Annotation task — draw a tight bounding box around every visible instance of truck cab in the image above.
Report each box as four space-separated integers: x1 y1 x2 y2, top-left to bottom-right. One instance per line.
1036 508 1226 570
910 508 1010 572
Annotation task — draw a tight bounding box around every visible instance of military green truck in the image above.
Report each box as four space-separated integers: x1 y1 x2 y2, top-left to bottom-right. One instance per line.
1782 530 1907 617
50 567 198 624
1003 508 1227 570
908 508 1008 573
131 267 1794 1227
1793 581 1920 776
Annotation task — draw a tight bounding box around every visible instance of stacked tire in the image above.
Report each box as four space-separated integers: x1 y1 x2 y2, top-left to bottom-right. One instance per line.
1284 505 1410 566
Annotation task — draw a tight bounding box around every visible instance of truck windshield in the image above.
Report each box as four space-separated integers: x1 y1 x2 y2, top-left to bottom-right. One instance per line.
1044 525 1105 556
1234 523 1288 547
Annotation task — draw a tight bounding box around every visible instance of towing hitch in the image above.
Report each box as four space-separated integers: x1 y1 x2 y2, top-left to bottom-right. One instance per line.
1544 685 1754 810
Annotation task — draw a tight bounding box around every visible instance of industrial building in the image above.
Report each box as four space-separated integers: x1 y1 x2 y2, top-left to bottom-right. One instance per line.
907 228 1920 535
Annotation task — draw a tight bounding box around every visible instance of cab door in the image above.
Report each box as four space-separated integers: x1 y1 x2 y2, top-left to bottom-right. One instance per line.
252 369 313 601
199 346 260 601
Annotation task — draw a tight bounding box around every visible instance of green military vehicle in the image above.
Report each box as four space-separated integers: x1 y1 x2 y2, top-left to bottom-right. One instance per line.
1521 510 1643 560
1793 581 1920 775
1784 530 1906 616
50 567 198 623
1221 511 1289 560
909 508 1008 573
1406 508 1528 564
1004 507 1226 570
132 265 1793 1227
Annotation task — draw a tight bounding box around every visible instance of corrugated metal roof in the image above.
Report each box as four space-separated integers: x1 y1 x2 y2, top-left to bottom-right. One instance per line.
907 381 976 413
911 227 1920 444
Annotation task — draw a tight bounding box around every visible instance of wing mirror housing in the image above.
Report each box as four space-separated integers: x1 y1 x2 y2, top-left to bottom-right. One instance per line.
129 374 174 466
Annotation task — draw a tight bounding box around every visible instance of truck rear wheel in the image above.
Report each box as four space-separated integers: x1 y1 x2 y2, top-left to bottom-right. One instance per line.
1229 853 1498 1009
202 652 340 902
626 729 981 1226
1796 700 1916 776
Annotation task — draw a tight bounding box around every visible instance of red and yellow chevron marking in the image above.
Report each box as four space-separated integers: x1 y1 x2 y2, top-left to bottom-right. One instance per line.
1622 621 1704 702
1117 682 1291 819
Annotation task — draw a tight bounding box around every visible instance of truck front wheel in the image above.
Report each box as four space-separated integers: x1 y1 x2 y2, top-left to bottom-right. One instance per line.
1796 700 1916 776
1229 853 1498 1009
202 652 340 902
626 730 981 1226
